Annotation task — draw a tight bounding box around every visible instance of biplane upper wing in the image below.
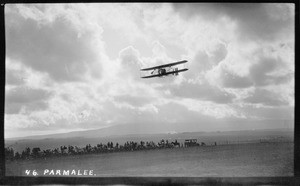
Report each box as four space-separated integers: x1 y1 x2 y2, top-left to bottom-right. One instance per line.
140 60 188 71
141 68 188 78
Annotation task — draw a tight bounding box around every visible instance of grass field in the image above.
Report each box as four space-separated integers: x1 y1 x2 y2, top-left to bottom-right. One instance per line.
6 142 293 177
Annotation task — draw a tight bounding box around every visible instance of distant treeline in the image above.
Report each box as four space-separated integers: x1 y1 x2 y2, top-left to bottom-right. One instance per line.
6 137 290 161
5 139 206 161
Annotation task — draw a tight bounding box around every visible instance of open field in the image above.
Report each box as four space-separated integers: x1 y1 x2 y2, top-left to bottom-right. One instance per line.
6 142 293 177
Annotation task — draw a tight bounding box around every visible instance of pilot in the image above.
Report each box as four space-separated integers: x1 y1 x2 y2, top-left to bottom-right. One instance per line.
159 69 166 75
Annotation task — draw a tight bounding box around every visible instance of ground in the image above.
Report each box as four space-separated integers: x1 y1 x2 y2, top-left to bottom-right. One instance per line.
6 142 293 177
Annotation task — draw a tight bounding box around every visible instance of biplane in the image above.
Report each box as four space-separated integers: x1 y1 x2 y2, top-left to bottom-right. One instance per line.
140 60 188 78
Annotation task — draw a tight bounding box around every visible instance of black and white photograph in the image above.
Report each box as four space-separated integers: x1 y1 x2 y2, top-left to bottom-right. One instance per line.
3 2 295 182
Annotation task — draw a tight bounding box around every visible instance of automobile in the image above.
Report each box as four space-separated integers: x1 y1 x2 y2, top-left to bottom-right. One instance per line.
184 139 199 147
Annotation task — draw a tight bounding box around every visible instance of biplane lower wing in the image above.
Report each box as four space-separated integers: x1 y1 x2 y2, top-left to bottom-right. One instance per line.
141 68 188 78
141 60 188 71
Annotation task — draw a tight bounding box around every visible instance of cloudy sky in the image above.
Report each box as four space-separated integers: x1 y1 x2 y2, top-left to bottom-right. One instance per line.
5 3 294 138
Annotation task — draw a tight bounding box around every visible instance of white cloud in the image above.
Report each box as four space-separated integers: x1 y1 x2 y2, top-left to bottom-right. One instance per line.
243 88 289 106
6 4 105 83
5 3 294 138
175 98 245 119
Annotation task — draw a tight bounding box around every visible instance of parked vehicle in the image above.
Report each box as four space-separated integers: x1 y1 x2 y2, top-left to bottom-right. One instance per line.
184 139 199 147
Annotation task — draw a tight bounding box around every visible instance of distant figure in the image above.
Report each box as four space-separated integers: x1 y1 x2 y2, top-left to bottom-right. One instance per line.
215 142 217 146
171 140 180 148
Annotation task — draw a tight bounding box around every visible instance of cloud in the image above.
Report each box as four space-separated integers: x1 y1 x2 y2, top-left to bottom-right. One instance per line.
118 46 142 79
174 98 245 119
6 86 52 104
114 95 153 107
249 56 292 87
173 3 294 42
95 3 144 42
6 4 103 82
142 4 186 48
243 88 289 106
5 86 53 114
6 68 26 85
5 58 53 90
169 80 235 104
141 41 176 68
185 41 227 79
212 43 293 89
219 65 253 89
236 104 294 120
